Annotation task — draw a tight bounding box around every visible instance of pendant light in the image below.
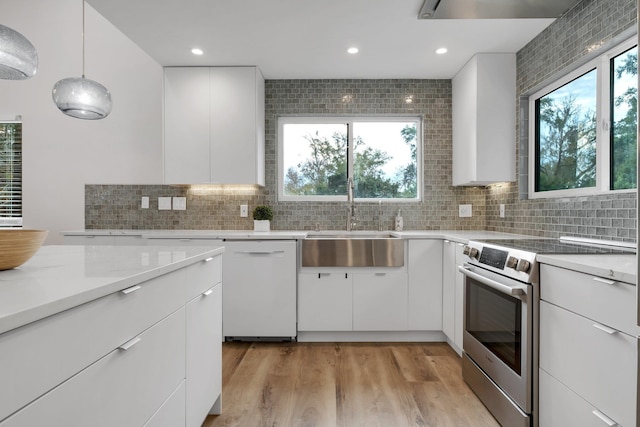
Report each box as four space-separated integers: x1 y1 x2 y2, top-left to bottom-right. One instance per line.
0 24 38 79
52 0 112 120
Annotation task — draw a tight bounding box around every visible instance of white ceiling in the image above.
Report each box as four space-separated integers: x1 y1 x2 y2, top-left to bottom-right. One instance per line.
86 0 555 79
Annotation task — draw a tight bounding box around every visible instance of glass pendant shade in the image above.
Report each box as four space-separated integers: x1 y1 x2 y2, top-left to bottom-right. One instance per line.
0 24 38 80
52 77 112 120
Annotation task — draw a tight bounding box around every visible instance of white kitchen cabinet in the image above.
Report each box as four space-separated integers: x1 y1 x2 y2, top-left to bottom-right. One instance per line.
538 263 637 427
298 269 409 333
222 240 297 338
185 256 223 426
164 66 265 185
298 272 352 331
353 271 408 331
0 252 223 427
407 239 443 330
442 240 465 355
452 53 516 186
1 308 186 427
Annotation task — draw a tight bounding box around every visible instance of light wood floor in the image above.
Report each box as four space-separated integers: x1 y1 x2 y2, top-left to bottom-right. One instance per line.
202 342 499 427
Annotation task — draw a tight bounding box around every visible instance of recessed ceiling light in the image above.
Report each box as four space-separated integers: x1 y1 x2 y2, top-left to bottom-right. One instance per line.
347 47 359 54
436 47 448 55
191 48 204 55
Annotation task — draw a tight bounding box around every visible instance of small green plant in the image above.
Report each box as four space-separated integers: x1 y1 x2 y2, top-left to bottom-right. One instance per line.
252 205 273 221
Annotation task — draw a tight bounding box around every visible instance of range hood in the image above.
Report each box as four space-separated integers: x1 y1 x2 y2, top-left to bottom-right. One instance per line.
418 0 582 19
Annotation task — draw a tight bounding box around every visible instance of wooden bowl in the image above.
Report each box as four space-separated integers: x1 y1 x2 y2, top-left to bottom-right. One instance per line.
0 229 48 270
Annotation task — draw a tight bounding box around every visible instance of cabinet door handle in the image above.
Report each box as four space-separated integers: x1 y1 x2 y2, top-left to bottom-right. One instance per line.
121 285 142 295
591 410 618 426
375 272 386 276
204 257 214 262
593 277 616 285
592 323 618 335
237 251 284 255
203 288 214 296
119 336 142 351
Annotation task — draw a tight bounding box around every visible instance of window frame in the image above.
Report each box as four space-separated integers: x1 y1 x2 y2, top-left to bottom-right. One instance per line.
277 116 423 202
528 36 637 199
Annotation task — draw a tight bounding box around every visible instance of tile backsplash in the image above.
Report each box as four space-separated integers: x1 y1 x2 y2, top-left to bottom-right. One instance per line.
86 0 637 241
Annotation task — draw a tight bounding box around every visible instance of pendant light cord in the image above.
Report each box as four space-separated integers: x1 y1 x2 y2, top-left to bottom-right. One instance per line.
81 0 85 79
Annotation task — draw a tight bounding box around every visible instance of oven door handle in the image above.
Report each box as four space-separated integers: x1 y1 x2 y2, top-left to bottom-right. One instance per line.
458 265 525 297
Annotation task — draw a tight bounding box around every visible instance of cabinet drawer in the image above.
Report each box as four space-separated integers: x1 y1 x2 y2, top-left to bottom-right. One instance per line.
1 308 186 427
540 264 636 336
539 301 635 426
0 268 186 421
144 381 186 427
539 369 619 427
186 253 222 300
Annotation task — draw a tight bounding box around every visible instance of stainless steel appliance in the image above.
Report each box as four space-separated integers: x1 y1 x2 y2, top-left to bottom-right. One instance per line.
459 237 635 427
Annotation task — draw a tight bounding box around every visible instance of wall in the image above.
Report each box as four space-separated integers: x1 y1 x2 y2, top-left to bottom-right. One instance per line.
86 79 487 231
485 0 638 241
0 0 163 243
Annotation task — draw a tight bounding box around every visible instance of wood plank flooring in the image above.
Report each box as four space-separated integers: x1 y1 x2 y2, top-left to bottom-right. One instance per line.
202 342 499 427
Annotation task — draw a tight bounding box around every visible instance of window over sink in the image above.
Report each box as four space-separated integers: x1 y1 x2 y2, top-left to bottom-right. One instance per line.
0 121 22 227
278 117 422 202
529 37 637 198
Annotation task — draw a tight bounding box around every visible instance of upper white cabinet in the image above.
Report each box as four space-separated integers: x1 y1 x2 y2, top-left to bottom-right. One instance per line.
164 66 265 185
452 53 516 186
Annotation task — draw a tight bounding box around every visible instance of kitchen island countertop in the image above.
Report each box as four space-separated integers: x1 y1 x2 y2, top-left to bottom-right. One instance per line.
0 244 224 335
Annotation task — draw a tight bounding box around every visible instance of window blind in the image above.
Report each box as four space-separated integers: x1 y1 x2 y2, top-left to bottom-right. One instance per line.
0 122 22 227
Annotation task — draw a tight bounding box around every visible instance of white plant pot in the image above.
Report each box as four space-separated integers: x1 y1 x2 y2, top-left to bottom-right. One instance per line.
253 220 270 232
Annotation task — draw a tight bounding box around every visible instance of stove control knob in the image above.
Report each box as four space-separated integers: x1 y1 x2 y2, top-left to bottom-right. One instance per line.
516 260 532 273
463 245 479 259
506 256 518 269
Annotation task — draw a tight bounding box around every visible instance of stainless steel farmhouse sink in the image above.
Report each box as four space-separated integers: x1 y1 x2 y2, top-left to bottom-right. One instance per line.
301 231 404 267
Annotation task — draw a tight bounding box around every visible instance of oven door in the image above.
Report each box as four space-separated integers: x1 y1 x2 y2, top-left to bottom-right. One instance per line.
459 263 533 414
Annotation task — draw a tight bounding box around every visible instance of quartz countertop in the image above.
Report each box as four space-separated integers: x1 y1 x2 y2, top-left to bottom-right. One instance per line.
61 229 529 243
0 245 224 335
537 253 637 285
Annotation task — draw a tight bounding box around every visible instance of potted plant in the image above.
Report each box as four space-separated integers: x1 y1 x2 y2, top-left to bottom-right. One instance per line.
252 205 273 232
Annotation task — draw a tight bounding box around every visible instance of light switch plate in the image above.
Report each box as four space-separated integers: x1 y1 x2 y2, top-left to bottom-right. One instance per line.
158 197 172 210
499 204 505 218
172 197 186 210
459 204 472 218
141 196 149 209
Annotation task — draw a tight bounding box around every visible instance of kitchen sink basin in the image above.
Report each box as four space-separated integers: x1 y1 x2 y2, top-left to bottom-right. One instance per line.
301 231 404 267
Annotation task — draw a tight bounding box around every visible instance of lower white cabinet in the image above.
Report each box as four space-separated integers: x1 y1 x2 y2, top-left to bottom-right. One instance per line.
442 240 465 354
1 308 186 427
352 271 408 331
539 263 637 427
0 253 223 427
297 270 408 332
298 273 352 331
407 239 443 330
186 283 222 426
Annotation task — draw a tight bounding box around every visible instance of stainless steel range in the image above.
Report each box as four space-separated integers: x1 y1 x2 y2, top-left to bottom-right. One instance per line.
459 237 635 427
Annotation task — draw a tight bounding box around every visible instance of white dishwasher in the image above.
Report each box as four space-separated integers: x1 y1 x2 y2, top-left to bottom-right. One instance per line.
222 239 297 340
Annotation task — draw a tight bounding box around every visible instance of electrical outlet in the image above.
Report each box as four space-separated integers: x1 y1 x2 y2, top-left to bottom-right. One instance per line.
141 196 149 209
458 204 472 218
158 197 172 210
499 204 505 218
172 197 186 210
240 204 248 217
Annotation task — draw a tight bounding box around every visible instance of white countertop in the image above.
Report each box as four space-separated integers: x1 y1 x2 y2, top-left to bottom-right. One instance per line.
62 229 528 243
537 253 637 285
0 245 224 335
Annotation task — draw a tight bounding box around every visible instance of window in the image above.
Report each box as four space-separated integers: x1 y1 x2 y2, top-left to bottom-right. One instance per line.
0 122 22 227
529 38 637 198
278 117 421 201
